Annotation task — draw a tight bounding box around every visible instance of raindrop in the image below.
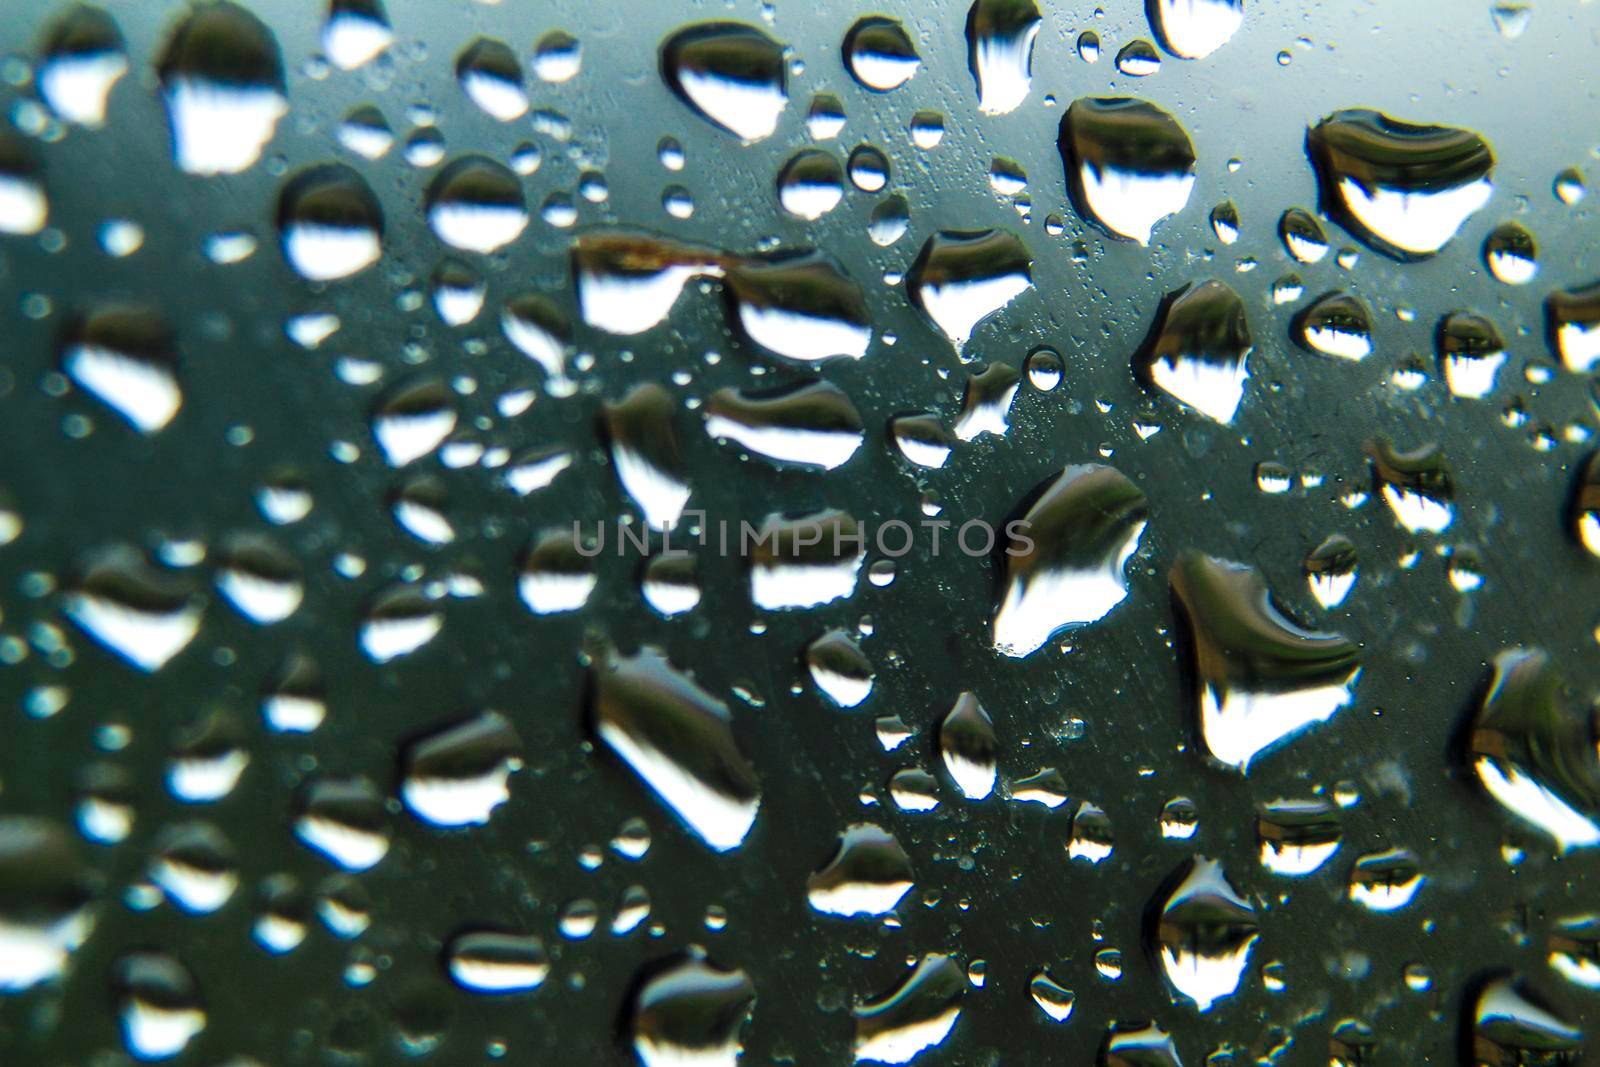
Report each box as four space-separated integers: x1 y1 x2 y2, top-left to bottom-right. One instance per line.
854 954 964 1064
906 229 1033 350
1437 310 1506 399
1470 974 1584 1064
909 109 943 148
1304 534 1357 609
604 383 691 531
533 31 582 83
1546 281 1600 372
456 37 527 121
401 711 523 828
1483 220 1538 285
966 0 1042 115
1171 552 1362 773
938 692 998 800
1077 30 1101 63
446 929 548 993
1025 346 1064 390
38 3 127 128
501 292 573 391
1011 767 1069 808
372 377 456 466
725 252 873 362
1209 201 1239 244
953 361 1020 440
642 552 700 617
844 16 920 91
338 103 392 160
707 381 864 471
1114 40 1162 77
573 232 723 336
1135 279 1252 424
1366 437 1453 533
1491 3 1533 38
1347 847 1423 911
806 628 875 708
1294 291 1372 361
630 948 755 1067
1160 797 1199 839
0 817 94 991
1278 207 1329 263
1555 167 1586 205
869 195 910 246
660 22 787 142
1257 797 1341 875
808 93 847 140
262 651 325 733
518 529 597 614
889 768 940 812
807 824 914 917
1030 971 1076 1021
64 544 202 672
1306 109 1494 258
277 164 383 282
430 259 485 326
777 149 844 219
749 510 865 610
60 304 181 433
167 711 248 803
115 952 205 1061
1060 97 1196 245
426 156 528 253
890 412 954 469
1149 0 1243 58
847 144 890 193
295 776 390 871
359 584 442 662
0 134 47 236
322 0 390 70
157 2 287 176
1069 800 1115 862
1151 857 1259 1012
1549 918 1600 990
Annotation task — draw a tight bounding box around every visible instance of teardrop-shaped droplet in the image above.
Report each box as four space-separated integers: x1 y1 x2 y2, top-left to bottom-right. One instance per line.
1171 552 1362 773
401 711 524 828
1294 290 1371 361
60 304 181 433
806 628 875 708
1011 767 1068 808
1134 279 1251 424
706 380 864 471
844 16 919 91
993 464 1148 657
906 229 1033 350
114 951 206 1061
938 692 997 800
322 0 390 70
1257 797 1341 875
966 0 1042 115
604 383 690 531
157 2 287 176
427 156 528 253
1483 220 1538 285
372 377 456 467
446 929 548 994
660 22 787 142
1548 918 1600 991
807 823 914 916
518 528 597 615
277 164 382 282
1304 533 1357 609
295 775 390 871
1307 109 1494 258
630 947 755 1067
1069 800 1114 862
749 510 864 610
725 253 872 362
0 817 95 991
953 362 1020 441
1208 200 1239 244
854 953 964 1064
1437 310 1505 399
1151 857 1259 1012
1060 97 1196 245
1471 975 1584 1065
1468 648 1600 852
64 544 202 672
776 148 844 220
1148 0 1242 58
455 36 526 120
1366 437 1453 533
1547 281 1600 373
38 4 127 128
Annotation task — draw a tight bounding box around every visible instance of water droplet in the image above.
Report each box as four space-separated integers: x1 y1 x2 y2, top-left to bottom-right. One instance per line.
64 544 202 672
1101 1022 1180 1067
907 229 1033 351
630 947 755 1067
401 711 523 828
373 377 456 466
1135 279 1252 424
360 583 442 662
456 37 528 121
1208 200 1239 245
337 103 392 160
909 109 943 148
322 0 391 70
1257 797 1341 875
660 22 787 142
854 953 964 1064
1114 39 1162 77
806 628 875 707
115 951 206 1061
1491 3 1533 38
1011 767 1068 808
1469 648 1600 852
262 650 325 732
1306 109 1494 258
1160 797 1199 839
993 464 1147 658
1060 97 1196 245
808 93 847 140
890 412 953 469
1555 166 1587 205
1069 800 1115 862
1077 30 1101 63
1278 207 1329 263
966 0 1042 115
38 3 127 128
749 509 865 610
1471 974 1584 1063
445 929 548 993
1148 0 1243 58
1304 534 1357 609
1171 552 1362 773
1294 290 1372 361
844 16 919 91
726 253 873 362
1546 281 1600 373
604 383 690 531
1548 917 1600 990
847 144 890 193
295 776 390 871
1484 220 1537 284
277 164 383 282
1029 971 1076 1021
1437 310 1506 399
642 552 700 617
533 30 582 84
158 2 287 175
426 156 528 253
1366 437 1454 533
807 823 914 916
777 148 844 219
0 817 94 991
1151 857 1259 1012
937 692 998 800
1347 846 1423 911
518 528 597 614
954 361 1020 440
61 304 181 433
590 646 760 852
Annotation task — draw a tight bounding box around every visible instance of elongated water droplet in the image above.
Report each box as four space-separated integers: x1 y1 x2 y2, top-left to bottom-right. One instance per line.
1135 279 1251 424
1437 310 1505 399
1171 552 1362 773
725 253 872 362
1069 800 1114 862
1030 971 1075 1021
456 37 527 121
1208 200 1239 244
777 149 844 220
806 628 875 707
1366 437 1453 533
855 954 964 1064
65 544 201 672
1469 648 1600 852
1472 975 1584 1064
749 510 864 610
1149 0 1243 59
993 464 1148 657
706 381 864 471
807 824 913 916
1484 220 1537 284
660 22 787 142
38 4 127 128
1060 97 1196 245
890 412 953 469
427 156 527 253
1012 767 1068 808
1115 40 1161 76
906 229 1033 351
61 304 181 432
1547 281 1600 373
1102 1023 1181 1067
1548 918 1600 990
277 164 382 282
401 711 523 828
604 383 690 531
844 16 919 91
1278 206 1328 263
938 692 997 800
1257 797 1340 875
1304 533 1357 609
1348 846 1423 911
1307 109 1494 258
1294 290 1371 361
630 947 755 1067
445 929 548 993
590 646 760 852
573 232 723 336
158 2 287 176
1151 857 1258 1012
966 0 1042 115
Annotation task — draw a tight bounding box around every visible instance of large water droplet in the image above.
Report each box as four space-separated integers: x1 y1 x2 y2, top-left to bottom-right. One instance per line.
776 149 844 220
277 164 383 282
1148 0 1243 59
705 381 864 470
1060 97 1196 245
64 544 202 672
322 0 391 70
1257 797 1341 875
1101 1022 1181 1067
114 951 206 1061
360 584 442 662
1347 846 1423 911
1151 857 1259 1012
1029 971 1076 1021
1366 437 1454 533
1134 279 1251 424
844 16 919 91
604 383 691 531
157 2 287 176
1294 291 1372 361
630 947 755 1067
1171 552 1362 773
938 692 998 800
854 953 964 1064
456 37 527 121
906 229 1033 351
660 22 787 142
401 711 524 828
1306 109 1494 258
807 823 914 916
993 464 1148 657
806 628 875 707
1484 220 1537 285
573 232 724 336
518 528 597 615
1278 206 1329 263
966 0 1042 115
0 134 47 236
38 3 127 128
1471 974 1584 1065
445 929 548 994
1437 310 1505 399
426 156 528 253
749 510 864 610
61 304 181 433
372 377 456 467
590 646 760 852
725 253 872 362
0 817 95 991
215 531 301 624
